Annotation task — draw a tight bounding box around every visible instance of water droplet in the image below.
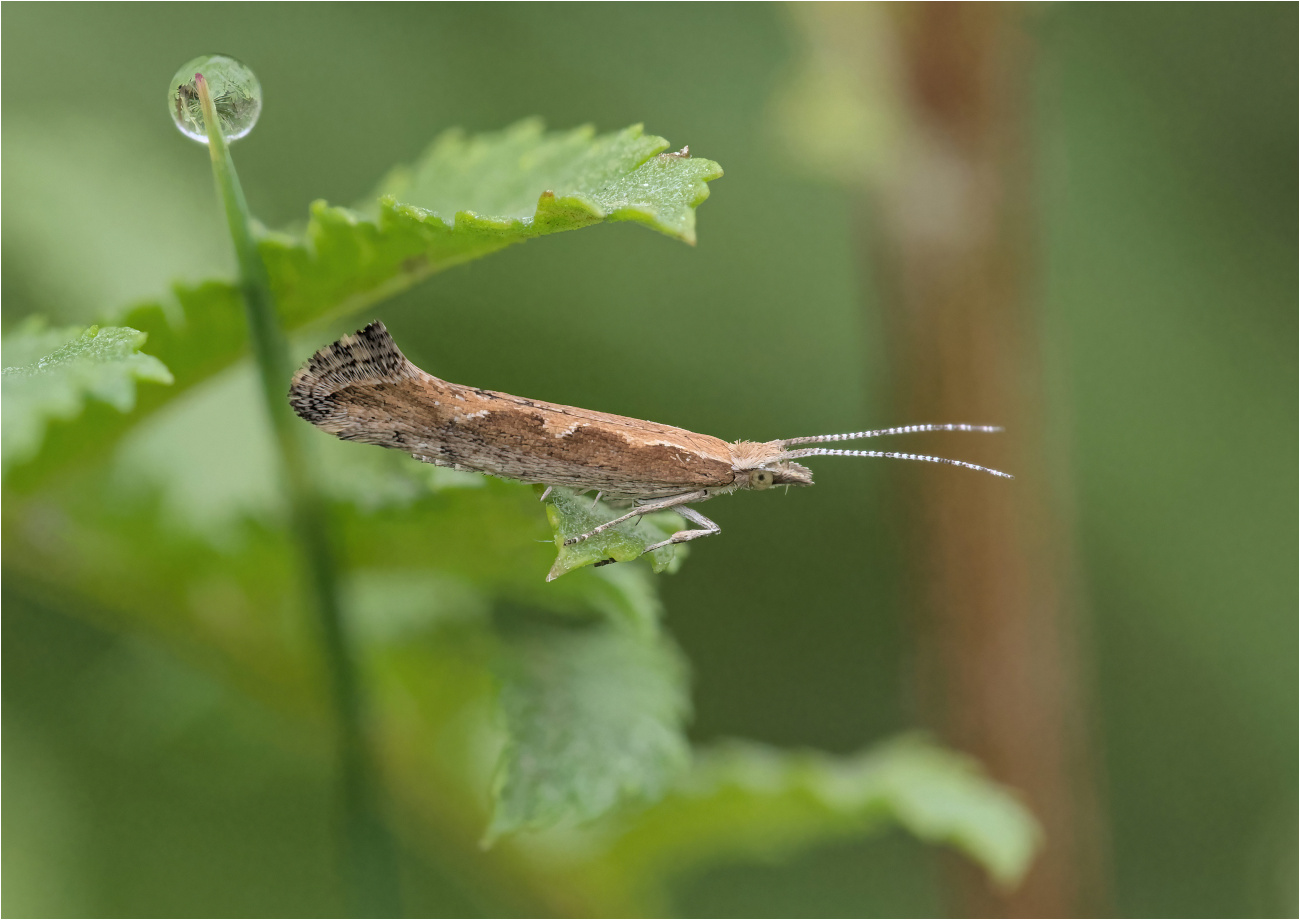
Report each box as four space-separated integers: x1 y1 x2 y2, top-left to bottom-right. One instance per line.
168 55 261 143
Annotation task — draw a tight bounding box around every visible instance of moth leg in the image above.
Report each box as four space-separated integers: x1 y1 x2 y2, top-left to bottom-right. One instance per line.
563 490 708 547
591 491 604 509
538 486 553 502
641 506 720 555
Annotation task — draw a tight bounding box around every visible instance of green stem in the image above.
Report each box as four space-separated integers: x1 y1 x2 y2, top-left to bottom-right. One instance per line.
194 73 399 917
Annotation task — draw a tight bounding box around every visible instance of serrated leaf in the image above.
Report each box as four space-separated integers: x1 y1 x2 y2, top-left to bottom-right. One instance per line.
373 120 716 243
13 122 721 486
487 623 692 844
597 735 1040 904
2 321 172 474
542 486 687 581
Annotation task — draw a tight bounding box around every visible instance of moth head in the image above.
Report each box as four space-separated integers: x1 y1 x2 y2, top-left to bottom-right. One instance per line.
747 461 813 490
729 441 814 490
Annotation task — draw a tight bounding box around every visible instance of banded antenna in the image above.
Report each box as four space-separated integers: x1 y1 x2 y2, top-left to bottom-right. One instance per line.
781 423 1004 446
778 423 1012 479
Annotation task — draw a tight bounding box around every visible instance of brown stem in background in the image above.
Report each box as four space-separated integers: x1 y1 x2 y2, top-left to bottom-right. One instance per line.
852 6 1106 916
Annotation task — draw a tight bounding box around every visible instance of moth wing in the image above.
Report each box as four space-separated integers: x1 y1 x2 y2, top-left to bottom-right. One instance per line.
291 323 738 496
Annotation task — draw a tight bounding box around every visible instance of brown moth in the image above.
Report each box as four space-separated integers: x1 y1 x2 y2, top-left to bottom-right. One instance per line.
289 322 1011 562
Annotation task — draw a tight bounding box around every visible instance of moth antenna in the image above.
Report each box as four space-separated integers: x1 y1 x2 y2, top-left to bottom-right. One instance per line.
781 423 1003 447
779 447 1014 479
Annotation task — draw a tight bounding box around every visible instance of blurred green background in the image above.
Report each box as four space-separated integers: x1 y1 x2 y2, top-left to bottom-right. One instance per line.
3 3 1295 917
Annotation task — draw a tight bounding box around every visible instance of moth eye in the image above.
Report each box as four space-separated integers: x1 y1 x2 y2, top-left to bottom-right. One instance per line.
750 469 774 490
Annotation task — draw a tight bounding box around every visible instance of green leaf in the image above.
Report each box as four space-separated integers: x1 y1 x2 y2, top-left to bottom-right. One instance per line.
260 123 720 332
487 622 692 843
2 321 172 474
4 462 667 674
338 482 672 633
13 122 721 486
594 735 1040 906
369 120 716 243
542 487 688 581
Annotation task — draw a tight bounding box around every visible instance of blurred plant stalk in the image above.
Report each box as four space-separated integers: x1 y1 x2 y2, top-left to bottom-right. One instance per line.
193 74 400 917
778 4 1107 915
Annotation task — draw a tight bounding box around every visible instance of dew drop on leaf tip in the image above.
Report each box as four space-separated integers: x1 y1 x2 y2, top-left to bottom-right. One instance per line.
167 54 262 143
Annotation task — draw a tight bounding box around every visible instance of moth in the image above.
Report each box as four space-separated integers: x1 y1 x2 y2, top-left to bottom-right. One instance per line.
290 322 1010 561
